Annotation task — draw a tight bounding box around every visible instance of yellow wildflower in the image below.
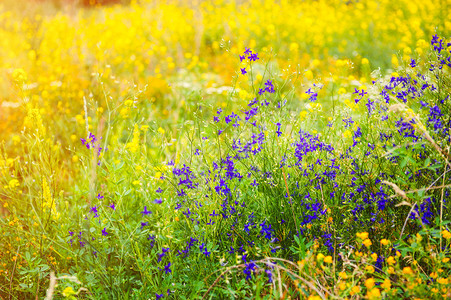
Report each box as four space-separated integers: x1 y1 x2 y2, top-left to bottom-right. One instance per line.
12 135 20 145
381 278 391 291
8 179 19 189
371 253 378 261
403 47 412 55
12 68 27 83
316 253 325 261
363 238 372 248
365 278 375 289
256 73 263 82
350 285 360 296
62 286 76 297
299 111 308 120
6 158 14 167
392 55 399 68
126 124 140 153
387 256 396 265
307 102 322 112
442 230 451 239
42 179 53 210
380 239 389 246
365 265 375 274
336 59 347 67
120 107 130 118
356 232 369 240
367 288 381 299
343 130 352 139
24 104 46 136
403 267 413 275
416 39 428 48
416 233 422 242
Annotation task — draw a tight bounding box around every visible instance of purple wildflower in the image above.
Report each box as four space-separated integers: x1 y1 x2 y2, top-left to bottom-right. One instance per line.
164 262 172 274
141 206 152 216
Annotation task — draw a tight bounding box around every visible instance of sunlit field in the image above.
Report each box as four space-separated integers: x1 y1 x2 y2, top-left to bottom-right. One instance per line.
1 0 451 299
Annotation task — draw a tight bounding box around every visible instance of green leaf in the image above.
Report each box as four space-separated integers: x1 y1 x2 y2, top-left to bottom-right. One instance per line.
19 283 30 289
40 264 50 272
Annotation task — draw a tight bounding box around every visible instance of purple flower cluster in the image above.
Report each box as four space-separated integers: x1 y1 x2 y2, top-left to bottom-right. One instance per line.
239 48 259 75
258 80 276 95
430 34 451 69
80 132 104 165
240 47 259 62
353 87 368 104
177 237 198 258
305 87 318 102
66 36 450 290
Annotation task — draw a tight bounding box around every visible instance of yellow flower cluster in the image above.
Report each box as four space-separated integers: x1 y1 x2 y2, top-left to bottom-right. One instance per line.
0 0 446 126
23 103 46 136
126 124 140 153
11 68 27 84
41 178 59 220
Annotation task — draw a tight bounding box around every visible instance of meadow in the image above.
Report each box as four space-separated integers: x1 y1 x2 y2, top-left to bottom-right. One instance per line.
0 0 450 299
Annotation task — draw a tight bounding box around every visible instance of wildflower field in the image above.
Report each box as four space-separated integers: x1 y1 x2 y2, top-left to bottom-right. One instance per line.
1 0 451 298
